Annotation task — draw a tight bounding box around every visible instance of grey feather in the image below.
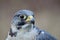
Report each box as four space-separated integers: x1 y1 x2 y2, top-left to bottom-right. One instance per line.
36 28 57 40
15 10 34 16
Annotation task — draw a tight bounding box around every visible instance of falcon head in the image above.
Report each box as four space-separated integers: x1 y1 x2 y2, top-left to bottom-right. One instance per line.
11 10 35 30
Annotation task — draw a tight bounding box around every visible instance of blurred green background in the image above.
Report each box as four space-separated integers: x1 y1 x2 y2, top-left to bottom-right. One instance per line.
0 0 60 40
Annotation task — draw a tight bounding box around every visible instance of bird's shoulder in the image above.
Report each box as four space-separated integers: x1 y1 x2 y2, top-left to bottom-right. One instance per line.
35 27 57 40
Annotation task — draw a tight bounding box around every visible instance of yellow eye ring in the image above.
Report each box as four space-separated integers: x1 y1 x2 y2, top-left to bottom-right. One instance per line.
23 15 27 19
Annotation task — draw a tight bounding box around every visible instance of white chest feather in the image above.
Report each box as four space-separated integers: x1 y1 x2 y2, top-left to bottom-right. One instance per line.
16 28 37 40
6 28 38 40
6 24 38 40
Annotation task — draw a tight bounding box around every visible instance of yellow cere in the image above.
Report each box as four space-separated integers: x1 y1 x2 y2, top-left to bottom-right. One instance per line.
26 16 33 22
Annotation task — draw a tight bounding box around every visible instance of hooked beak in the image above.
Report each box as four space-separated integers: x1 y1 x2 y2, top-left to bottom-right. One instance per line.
26 16 35 24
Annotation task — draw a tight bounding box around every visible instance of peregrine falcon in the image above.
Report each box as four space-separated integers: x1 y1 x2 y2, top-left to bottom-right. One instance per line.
6 10 56 40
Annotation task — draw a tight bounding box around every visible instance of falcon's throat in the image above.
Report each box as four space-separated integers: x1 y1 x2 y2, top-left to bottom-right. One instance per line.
17 22 33 30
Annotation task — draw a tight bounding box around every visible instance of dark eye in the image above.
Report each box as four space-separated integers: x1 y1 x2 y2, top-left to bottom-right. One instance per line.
20 15 24 18
20 15 26 19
